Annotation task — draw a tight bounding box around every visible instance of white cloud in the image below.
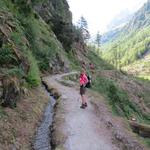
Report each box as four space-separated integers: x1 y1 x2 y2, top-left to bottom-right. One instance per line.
68 0 147 34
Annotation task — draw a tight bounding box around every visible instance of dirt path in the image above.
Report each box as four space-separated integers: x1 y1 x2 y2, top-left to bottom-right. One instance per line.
43 73 119 150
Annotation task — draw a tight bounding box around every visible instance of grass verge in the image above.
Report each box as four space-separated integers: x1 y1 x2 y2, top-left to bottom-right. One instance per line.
26 51 41 87
92 76 150 123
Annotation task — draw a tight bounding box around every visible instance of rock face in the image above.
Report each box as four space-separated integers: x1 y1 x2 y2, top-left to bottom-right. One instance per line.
1 76 21 108
0 0 78 107
35 0 72 25
50 53 69 74
35 0 73 52
34 0 73 73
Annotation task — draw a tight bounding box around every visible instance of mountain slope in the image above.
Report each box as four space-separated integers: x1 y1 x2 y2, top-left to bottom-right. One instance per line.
107 9 133 31
0 0 80 108
123 55 150 79
125 0 150 32
102 0 150 75
101 10 133 43
102 0 150 43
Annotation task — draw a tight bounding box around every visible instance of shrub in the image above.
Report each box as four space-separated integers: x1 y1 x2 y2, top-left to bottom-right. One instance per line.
26 52 41 87
5 67 25 78
0 44 18 66
22 16 62 71
93 76 144 120
51 17 74 52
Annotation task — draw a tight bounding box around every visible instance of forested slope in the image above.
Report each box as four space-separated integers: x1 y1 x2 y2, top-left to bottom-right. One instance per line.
102 0 150 75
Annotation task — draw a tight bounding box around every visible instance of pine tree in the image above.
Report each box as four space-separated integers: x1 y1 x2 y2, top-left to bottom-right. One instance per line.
77 16 88 29
95 31 101 48
77 16 90 42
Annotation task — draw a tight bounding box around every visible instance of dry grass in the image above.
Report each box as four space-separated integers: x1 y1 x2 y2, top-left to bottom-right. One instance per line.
0 86 49 150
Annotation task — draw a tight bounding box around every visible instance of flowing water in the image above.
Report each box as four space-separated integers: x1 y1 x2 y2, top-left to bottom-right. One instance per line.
33 87 56 150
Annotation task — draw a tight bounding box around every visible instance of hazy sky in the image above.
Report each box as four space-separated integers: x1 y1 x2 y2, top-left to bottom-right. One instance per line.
68 0 147 34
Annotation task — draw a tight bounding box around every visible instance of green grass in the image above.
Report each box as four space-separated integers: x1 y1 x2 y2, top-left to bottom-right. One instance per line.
142 138 150 148
66 51 81 70
87 50 114 71
103 26 150 67
92 76 150 123
21 15 64 71
0 44 18 66
123 55 150 80
5 67 25 78
135 77 150 112
0 0 69 88
26 51 41 87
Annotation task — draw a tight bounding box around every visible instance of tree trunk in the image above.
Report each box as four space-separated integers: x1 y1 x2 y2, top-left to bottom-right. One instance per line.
129 120 150 138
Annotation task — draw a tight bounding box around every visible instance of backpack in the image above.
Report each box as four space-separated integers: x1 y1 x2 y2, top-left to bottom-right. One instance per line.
85 75 91 88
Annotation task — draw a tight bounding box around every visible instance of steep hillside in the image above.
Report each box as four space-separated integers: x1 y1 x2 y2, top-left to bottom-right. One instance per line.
34 0 74 52
0 0 79 108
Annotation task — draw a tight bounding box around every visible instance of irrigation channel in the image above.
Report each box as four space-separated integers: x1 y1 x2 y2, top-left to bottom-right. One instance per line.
33 84 56 150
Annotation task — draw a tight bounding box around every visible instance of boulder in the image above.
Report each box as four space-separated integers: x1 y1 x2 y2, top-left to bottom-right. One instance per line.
1 76 21 108
50 53 69 74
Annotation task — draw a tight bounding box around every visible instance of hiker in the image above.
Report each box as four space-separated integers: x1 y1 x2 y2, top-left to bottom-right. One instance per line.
82 61 86 70
89 63 95 74
79 69 88 109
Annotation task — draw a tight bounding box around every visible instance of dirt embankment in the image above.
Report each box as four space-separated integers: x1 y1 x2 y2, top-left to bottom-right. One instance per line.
0 86 49 150
90 91 148 150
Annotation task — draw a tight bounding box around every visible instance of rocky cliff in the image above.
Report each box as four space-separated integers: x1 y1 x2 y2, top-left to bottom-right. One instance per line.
0 0 80 108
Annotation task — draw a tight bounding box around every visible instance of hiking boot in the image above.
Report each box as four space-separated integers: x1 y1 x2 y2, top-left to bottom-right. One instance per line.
80 104 86 109
84 103 87 107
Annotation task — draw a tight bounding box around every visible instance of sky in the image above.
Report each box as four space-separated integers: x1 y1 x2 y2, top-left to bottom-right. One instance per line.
67 0 147 35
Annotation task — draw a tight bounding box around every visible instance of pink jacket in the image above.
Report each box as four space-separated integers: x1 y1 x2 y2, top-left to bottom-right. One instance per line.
80 73 88 86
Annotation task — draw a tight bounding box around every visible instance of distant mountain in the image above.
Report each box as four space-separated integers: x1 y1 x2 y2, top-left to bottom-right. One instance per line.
102 0 150 44
101 27 123 44
102 0 150 69
101 10 132 44
125 0 150 32
107 9 133 31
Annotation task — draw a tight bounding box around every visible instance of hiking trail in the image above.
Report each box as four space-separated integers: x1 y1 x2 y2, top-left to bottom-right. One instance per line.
43 73 120 150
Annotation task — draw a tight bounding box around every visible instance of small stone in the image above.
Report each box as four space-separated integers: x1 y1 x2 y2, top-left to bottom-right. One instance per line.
21 87 28 96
